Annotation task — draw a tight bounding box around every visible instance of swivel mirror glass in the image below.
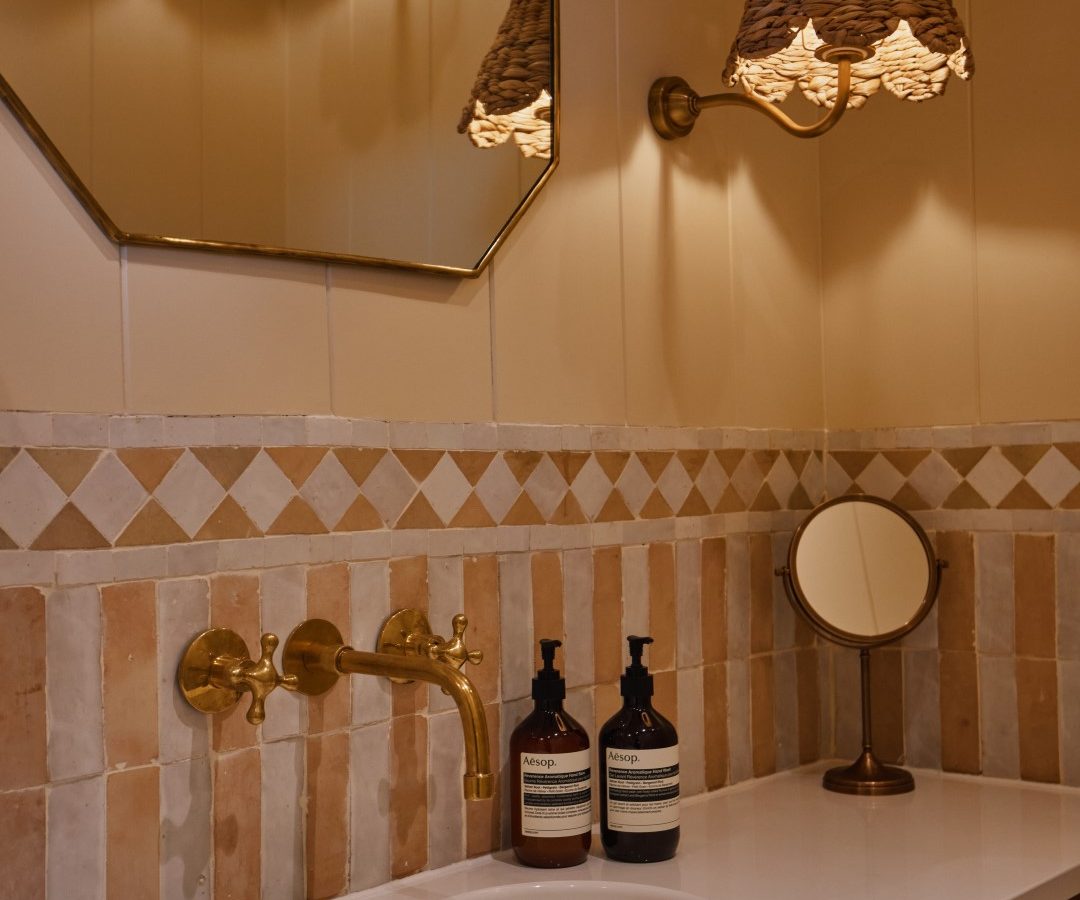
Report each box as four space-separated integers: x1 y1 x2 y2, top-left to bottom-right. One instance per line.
0 0 558 276
779 495 943 795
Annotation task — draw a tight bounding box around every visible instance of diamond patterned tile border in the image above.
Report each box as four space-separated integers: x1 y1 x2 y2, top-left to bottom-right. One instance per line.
4 421 1080 550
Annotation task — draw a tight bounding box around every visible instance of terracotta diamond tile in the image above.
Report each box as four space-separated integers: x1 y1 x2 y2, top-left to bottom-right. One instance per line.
449 451 496 486
595 451 630 483
195 496 261 541
361 453 418 527
523 456 569 521
636 452 673 483
230 450 298 532
301 453 360 530
941 447 990 478
191 447 259 489
116 501 187 546
715 450 746 476
616 455 654 516
824 456 854 499
882 449 931 477
420 454 472 525
449 493 497 528
0 526 15 550
656 457 693 513
335 494 384 531
117 448 184 493
69 454 147 543
678 450 710 480
394 450 444 483
266 447 328 489
550 451 591 485
0 452 67 547
334 448 387 487
1027 447 1080 508
268 497 328 535
1001 445 1051 476
27 449 101 494
30 504 108 550
831 451 876 480
474 456 521 525
504 451 544 486
154 450 226 537
569 455 613 520
966 449 1023 508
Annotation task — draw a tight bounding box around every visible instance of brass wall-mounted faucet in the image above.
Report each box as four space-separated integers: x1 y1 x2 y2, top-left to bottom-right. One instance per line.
177 609 493 802
282 611 493 801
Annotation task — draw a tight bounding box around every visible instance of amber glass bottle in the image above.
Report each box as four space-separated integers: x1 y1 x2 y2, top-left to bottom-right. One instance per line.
510 639 592 868
599 635 680 863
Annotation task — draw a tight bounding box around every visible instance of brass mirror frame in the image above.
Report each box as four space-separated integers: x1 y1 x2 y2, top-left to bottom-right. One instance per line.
0 0 560 279
778 494 945 796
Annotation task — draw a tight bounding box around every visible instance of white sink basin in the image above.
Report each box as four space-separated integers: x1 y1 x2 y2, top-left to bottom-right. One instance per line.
451 883 701 900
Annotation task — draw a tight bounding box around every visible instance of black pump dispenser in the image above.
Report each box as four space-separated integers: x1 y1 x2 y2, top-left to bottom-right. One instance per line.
620 635 654 699
599 634 680 863
533 638 566 702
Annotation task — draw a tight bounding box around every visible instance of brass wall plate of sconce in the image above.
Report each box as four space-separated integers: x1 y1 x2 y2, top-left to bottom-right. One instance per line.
0 0 560 277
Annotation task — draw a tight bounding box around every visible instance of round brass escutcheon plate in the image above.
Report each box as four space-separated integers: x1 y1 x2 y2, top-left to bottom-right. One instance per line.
179 628 248 714
648 76 699 140
378 609 434 685
283 619 344 696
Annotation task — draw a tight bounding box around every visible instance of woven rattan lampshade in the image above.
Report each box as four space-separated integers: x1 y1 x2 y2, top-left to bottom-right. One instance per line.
458 0 552 159
723 1 973 110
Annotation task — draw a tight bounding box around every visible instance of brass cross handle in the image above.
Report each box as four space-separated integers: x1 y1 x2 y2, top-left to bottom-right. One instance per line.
179 629 299 726
430 614 484 670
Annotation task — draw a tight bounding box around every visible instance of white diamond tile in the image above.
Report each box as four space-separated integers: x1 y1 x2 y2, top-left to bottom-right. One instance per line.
856 454 906 500
474 456 522 524
731 454 764 505
301 452 361 529
70 453 148 542
695 453 729 510
524 455 569 521
569 456 613 520
230 450 297 532
361 453 417 526
967 448 1023 508
907 452 963 508
657 457 693 512
765 456 799 506
1027 447 1080 508
617 456 654 515
154 450 226 537
0 451 68 546
421 454 473 525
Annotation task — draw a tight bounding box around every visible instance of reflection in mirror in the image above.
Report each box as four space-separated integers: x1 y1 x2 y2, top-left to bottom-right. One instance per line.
793 500 932 640
0 0 558 274
779 495 944 796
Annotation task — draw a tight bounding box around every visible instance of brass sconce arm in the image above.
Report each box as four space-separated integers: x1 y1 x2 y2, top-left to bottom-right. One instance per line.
179 631 299 725
649 47 870 141
284 611 493 802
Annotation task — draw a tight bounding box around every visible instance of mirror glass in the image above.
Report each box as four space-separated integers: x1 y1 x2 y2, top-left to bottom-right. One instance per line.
0 0 556 274
789 496 935 644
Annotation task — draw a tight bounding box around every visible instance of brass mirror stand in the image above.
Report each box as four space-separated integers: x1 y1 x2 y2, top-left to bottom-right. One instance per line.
825 648 913 796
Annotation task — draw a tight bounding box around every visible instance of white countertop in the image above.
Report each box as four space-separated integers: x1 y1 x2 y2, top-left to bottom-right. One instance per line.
349 763 1080 900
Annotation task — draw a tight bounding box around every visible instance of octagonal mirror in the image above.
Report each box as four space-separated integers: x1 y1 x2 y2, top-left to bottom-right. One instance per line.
0 0 558 277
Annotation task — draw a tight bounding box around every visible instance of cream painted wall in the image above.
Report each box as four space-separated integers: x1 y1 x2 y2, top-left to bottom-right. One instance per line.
821 0 1080 429
0 1 827 427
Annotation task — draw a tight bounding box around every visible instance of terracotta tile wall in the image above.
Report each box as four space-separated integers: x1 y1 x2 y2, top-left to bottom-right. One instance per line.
824 427 1080 787
0 414 826 899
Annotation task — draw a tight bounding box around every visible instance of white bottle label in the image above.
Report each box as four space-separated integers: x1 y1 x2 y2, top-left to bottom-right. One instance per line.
520 749 592 838
605 745 680 833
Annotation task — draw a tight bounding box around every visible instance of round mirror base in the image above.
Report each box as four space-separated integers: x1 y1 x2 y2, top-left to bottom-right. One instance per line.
823 751 915 796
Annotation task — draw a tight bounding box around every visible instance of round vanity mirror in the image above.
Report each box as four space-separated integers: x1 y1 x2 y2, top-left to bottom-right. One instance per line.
779 495 944 796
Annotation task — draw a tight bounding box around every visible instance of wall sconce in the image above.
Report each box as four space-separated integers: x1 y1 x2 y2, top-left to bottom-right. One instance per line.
459 0 553 159
649 1 973 141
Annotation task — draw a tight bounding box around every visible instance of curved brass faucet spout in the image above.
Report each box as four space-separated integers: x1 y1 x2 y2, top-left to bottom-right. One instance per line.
283 615 493 801
337 647 493 801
